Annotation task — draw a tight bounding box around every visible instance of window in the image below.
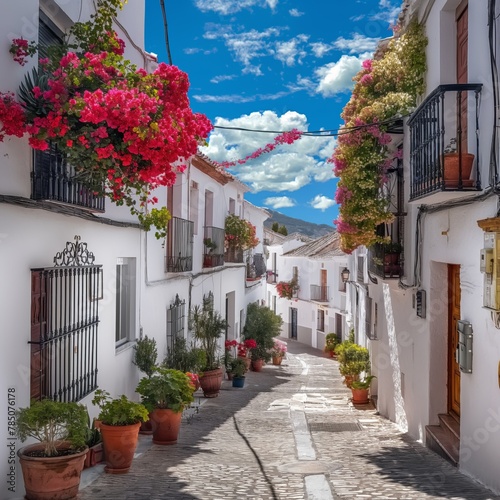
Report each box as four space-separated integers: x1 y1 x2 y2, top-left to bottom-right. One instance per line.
116 258 136 347
272 295 277 314
317 309 325 332
167 295 186 352
32 13 105 211
229 197 236 214
339 268 347 292
190 181 199 235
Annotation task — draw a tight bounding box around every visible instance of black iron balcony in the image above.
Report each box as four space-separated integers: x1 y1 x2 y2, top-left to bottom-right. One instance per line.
368 242 402 279
310 285 329 302
31 145 105 212
408 84 482 201
165 217 194 272
203 226 225 268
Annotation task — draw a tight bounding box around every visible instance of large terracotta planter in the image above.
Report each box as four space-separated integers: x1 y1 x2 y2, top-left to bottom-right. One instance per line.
351 388 369 404
251 359 264 372
100 422 141 474
18 442 88 500
443 153 474 187
151 408 183 445
139 413 154 435
199 367 223 398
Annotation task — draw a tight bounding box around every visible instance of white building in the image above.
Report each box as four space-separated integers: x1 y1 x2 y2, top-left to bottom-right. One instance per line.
267 231 348 350
0 2 267 497
344 0 500 493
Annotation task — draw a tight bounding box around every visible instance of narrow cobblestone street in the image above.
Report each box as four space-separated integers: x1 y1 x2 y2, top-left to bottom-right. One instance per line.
79 340 499 500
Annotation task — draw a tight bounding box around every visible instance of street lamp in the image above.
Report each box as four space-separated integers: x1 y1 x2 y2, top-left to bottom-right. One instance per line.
341 267 351 283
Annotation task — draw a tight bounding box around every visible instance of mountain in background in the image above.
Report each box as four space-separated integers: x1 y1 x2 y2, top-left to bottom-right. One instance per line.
264 210 335 239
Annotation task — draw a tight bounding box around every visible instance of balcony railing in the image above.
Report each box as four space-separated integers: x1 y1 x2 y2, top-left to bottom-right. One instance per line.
368 243 402 279
32 146 105 212
408 84 482 200
203 226 225 268
225 247 244 263
165 217 194 272
310 285 329 302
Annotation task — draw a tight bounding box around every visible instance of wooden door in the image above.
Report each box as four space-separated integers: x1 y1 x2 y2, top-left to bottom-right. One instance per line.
448 264 461 416
456 3 468 153
321 269 327 301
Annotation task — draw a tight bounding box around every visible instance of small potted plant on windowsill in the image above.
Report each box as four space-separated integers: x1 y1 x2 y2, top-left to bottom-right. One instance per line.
16 399 89 499
442 138 474 187
91 390 149 474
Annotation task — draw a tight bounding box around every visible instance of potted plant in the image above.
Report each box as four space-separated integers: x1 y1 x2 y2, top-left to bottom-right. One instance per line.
191 297 227 397
91 390 149 474
84 414 104 469
136 368 195 445
229 357 248 388
351 375 376 404
442 137 474 187
270 339 287 365
133 335 158 434
243 302 283 371
237 339 257 372
16 399 89 500
323 333 339 358
336 338 370 388
275 278 299 299
203 238 218 267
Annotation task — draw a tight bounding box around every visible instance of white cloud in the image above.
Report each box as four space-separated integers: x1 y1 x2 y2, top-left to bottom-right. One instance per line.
210 74 237 84
289 8 303 17
195 0 277 15
333 34 379 54
315 53 369 97
310 195 336 211
372 0 400 24
193 89 294 103
200 111 336 192
274 35 308 66
264 196 296 209
310 42 332 58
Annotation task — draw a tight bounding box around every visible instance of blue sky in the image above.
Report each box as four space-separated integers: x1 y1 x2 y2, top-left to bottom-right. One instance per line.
145 0 401 226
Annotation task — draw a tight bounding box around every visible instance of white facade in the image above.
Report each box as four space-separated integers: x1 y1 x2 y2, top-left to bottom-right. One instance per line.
267 232 349 350
0 3 267 497
344 0 500 493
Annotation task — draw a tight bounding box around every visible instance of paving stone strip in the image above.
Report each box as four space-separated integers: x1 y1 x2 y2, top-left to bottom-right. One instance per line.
79 340 500 499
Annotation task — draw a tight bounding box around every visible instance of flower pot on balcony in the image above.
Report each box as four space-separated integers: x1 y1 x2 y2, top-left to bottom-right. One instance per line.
443 153 474 188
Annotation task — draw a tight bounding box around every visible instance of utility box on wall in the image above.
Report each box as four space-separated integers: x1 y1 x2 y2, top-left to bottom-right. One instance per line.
457 320 473 374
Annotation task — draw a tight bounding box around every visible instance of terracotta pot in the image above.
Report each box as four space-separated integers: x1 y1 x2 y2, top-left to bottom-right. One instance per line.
272 355 282 366
139 413 154 435
232 376 245 388
199 367 223 398
238 355 251 372
251 359 264 372
226 370 234 380
443 153 474 187
84 442 104 469
100 422 141 474
151 408 183 445
351 388 369 404
18 442 88 500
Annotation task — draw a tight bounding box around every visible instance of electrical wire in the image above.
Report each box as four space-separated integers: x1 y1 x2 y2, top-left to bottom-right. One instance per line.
213 115 408 137
159 0 173 65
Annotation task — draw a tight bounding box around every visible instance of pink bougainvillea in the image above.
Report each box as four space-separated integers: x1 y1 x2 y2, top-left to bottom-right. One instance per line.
212 129 303 168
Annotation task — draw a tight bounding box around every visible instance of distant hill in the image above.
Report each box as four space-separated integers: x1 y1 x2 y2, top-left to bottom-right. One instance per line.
264 210 335 239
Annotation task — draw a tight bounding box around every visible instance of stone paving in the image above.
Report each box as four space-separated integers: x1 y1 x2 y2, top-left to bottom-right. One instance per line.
79 340 500 500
